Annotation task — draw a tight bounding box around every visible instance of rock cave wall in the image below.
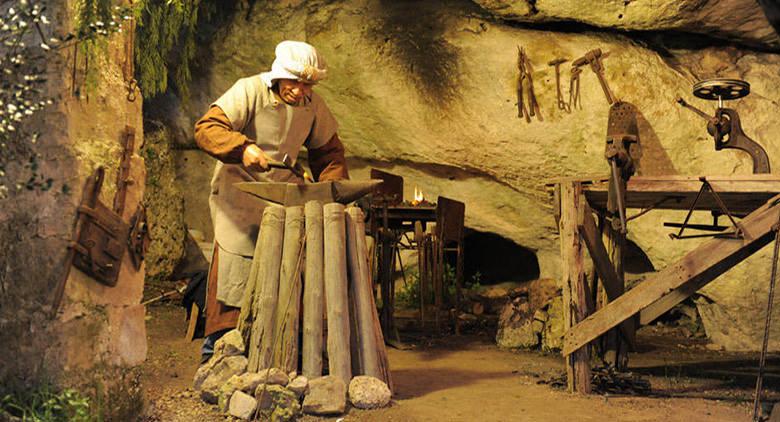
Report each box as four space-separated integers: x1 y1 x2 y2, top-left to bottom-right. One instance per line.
152 0 780 351
0 2 146 418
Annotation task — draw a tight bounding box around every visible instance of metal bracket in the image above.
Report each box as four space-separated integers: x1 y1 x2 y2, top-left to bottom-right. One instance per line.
666 177 743 240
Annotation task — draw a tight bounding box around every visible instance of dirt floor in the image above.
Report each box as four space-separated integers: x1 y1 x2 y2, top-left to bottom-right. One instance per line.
141 302 780 421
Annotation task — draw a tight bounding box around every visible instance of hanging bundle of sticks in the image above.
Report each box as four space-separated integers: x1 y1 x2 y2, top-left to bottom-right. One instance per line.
237 201 392 390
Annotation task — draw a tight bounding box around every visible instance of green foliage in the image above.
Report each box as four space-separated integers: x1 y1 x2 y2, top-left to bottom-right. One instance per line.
1 387 93 422
397 264 482 309
134 0 201 100
73 0 135 94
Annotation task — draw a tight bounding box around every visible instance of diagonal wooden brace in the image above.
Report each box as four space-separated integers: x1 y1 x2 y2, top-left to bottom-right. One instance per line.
577 198 637 351
563 194 780 356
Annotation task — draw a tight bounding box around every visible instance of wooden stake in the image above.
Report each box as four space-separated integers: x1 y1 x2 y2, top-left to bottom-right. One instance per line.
560 182 592 394
346 207 381 378
246 206 285 373
324 203 352 384
302 201 324 378
273 206 305 372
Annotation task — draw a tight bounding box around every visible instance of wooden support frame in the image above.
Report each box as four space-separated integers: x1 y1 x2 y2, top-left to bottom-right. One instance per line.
560 182 592 393
554 175 780 394
563 193 780 357
577 199 636 351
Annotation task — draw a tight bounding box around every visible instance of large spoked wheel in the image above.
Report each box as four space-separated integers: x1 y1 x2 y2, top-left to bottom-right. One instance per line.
693 78 750 101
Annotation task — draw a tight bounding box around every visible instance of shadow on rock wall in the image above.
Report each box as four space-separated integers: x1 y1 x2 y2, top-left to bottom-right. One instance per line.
369 0 466 107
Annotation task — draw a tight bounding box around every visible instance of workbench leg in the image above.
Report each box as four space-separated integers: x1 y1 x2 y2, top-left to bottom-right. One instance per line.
379 229 395 339
560 182 592 394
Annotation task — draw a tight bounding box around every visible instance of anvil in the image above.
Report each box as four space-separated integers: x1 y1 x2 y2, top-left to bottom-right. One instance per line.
234 180 383 206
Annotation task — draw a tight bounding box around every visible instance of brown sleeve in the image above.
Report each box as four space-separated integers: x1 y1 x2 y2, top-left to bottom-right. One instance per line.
309 133 349 182
194 105 251 164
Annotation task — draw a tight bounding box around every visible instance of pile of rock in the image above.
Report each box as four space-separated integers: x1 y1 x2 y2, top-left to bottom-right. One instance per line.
495 279 564 351
193 329 392 420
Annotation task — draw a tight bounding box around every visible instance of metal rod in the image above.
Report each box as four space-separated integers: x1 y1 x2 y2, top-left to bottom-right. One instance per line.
610 159 627 234
753 222 780 421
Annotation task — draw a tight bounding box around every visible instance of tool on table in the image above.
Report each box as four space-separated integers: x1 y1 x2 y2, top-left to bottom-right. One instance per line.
548 58 570 112
677 78 770 174
267 153 314 182
517 46 542 122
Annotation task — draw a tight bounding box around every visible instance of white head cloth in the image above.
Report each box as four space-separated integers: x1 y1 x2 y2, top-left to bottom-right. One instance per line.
260 40 328 87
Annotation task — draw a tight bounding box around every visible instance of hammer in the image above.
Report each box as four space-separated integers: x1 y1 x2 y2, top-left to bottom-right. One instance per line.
267 153 314 182
548 57 568 111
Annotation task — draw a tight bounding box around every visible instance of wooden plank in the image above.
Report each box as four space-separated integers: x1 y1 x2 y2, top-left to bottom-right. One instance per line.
247 206 286 372
563 194 780 356
577 200 636 351
302 201 325 378
324 203 352 384
584 176 780 213
560 182 592 394
273 206 305 373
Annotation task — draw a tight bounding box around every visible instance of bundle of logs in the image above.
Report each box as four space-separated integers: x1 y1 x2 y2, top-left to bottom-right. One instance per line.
236 202 392 390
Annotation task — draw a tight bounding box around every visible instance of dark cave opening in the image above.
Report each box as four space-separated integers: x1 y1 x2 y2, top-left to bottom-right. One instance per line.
460 229 540 285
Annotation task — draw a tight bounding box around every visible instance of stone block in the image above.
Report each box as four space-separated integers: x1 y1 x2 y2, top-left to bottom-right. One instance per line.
303 376 347 416
348 376 391 409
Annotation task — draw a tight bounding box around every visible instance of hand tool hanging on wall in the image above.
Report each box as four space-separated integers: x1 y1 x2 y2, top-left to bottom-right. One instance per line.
516 46 542 123
677 78 770 174
548 58 570 112
52 167 130 317
115 126 149 269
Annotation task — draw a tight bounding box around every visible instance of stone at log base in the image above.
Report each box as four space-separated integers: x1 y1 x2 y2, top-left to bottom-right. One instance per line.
213 329 245 357
288 375 309 399
348 376 392 409
255 384 301 421
303 376 347 415
228 390 258 420
199 356 248 404
193 329 245 390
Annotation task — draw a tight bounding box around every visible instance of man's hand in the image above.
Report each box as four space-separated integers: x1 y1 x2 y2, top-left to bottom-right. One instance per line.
242 144 270 172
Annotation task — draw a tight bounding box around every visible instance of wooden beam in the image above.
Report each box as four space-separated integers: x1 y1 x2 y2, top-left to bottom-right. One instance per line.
324 203 352 384
563 194 780 356
302 201 325 378
560 182 592 394
273 206 305 373
577 199 636 351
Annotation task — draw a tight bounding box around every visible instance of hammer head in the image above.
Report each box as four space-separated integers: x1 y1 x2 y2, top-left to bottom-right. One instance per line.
280 153 306 179
548 58 568 67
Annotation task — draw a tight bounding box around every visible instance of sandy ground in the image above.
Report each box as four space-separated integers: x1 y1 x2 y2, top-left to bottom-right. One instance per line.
142 302 777 421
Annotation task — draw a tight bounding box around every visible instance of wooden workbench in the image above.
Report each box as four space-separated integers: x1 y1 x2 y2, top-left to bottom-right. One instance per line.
551 175 780 394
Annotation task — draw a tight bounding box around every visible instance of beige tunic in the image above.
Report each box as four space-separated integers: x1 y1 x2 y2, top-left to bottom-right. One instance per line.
209 75 338 258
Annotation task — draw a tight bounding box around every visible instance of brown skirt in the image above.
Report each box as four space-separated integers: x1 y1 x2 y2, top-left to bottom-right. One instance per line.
204 243 241 337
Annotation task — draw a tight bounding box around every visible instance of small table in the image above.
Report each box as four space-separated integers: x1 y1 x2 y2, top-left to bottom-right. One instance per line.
369 203 436 344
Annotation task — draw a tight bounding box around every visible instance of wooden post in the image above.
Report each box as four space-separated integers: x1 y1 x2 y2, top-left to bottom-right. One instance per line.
324 203 352 384
246 206 286 372
560 182 592 394
273 206 305 372
415 221 426 328
346 207 382 378
302 201 324 378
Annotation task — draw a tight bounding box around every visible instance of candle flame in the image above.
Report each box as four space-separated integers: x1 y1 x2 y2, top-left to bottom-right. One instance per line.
413 185 424 205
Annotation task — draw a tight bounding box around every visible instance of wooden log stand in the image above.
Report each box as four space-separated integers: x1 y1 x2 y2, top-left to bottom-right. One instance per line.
551 175 780 394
